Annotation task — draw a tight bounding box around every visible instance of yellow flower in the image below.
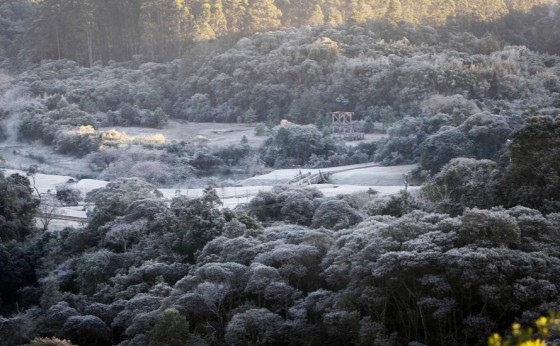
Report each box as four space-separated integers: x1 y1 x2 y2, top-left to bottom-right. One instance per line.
535 317 548 329
488 333 502 346
512 322 521 336
518 339 546 346
535 316 550 337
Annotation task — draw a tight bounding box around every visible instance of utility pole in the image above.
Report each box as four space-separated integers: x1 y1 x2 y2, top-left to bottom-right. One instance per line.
403 173 409 192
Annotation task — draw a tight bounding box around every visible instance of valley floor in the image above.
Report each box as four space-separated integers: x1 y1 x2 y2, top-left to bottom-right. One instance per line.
3 162 418 231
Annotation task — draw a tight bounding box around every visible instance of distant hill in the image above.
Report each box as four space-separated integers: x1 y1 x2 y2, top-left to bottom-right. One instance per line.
0 0 559 66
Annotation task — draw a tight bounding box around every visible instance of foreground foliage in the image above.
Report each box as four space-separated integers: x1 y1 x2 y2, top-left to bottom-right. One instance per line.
0 171 38 242
1 176 560 345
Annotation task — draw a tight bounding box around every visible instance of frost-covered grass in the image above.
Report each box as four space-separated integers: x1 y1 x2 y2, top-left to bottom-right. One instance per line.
3 164 417 231
0 144 93 176
0 120 265 178
240 163 417 186
100 120 266 148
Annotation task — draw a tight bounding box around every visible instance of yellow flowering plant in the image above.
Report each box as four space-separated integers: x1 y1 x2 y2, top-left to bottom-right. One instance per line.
489 313 560 346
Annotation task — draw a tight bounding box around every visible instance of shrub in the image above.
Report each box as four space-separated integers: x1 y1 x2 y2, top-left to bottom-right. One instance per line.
53 125 100 156
311 200 363 230
56 185 82 206
254 123 267 136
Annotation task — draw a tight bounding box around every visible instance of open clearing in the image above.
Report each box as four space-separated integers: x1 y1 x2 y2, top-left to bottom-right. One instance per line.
99 120 267 148
1 120 388 179
1 121 402 231
0 144 93 176
0 121 266 177
240 163 417 186
100 120 386 148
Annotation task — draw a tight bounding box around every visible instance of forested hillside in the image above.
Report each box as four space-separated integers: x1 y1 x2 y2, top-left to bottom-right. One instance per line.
1 0 560 345
0 0 559 66
1 19 559 173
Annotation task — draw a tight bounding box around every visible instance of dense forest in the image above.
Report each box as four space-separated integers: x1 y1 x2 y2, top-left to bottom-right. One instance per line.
1 0 560 345
0 0 559 66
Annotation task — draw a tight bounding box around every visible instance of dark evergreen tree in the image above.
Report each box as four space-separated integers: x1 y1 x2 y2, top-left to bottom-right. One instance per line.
0 172 38 242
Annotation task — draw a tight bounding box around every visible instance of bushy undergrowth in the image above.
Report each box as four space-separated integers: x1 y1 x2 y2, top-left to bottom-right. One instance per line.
2 179 560 345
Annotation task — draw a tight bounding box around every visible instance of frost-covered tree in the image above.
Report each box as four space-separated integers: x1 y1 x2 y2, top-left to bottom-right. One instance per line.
279 191 315 226
169 187 225 260
322 208 560 344
261 124 336 167
247 186 324 223
501 115 560 212
85 178 163 230
311 199 363 230
243 263 281 306
419 127 474 174
224 308 284 345
112 294 163 339
75 249 117 296
458 112 512 161
60 315 112 346
0 171 38 242
422 158 501 215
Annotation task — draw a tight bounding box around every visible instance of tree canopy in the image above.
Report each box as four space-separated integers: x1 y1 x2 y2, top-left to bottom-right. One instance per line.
0 0 556 65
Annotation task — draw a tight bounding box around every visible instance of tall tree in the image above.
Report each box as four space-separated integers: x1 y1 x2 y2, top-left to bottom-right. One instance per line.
0 172 38 242
25 0 90 63
278 0 314 27
210 0 228 36
386 0 403 23
345 0 374 24
25 0 144 64
191 1 217 40
502 115 560 212
324 3 344 26
222 0 248 34
244 0 282 34
306 4 325 25
140 0 190 60
97 0 143 61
